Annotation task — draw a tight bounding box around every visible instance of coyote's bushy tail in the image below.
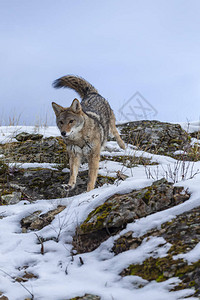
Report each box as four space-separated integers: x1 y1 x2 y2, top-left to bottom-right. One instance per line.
53 75 98 99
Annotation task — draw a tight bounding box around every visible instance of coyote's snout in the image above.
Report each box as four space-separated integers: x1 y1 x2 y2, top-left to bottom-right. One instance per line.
52 75 125 192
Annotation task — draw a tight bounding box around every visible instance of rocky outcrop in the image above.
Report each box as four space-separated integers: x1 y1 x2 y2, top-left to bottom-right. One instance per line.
0 162 116 202
117 205 200 297
0 121 196 165
21 205 66 232
117 120 191 156
0 135 67 164
73 179 190 253
0 132 118 201
72 178 200 296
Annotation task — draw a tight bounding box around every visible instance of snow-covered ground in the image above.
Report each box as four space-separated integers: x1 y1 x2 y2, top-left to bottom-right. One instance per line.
0 125 60 144
179 120 200 134
0 124 200 300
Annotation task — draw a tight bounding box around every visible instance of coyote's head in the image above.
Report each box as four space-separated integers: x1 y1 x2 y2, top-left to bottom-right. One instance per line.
52 99 84 138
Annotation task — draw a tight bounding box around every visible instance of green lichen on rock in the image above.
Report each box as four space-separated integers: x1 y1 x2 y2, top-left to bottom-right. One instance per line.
74 179 190 254
0 136 68 164
80 202 114 233
142 188 152 204
112 231 143 254
123 256 169 281
122 256 200 294
0 163 119 202
117 120 191 158
167 240 192 256
117 205 200 296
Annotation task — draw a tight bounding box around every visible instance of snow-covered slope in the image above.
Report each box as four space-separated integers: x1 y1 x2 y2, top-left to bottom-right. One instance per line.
0 123 200 300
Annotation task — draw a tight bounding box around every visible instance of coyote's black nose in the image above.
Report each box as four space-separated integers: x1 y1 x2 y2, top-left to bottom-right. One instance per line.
61 131 66 137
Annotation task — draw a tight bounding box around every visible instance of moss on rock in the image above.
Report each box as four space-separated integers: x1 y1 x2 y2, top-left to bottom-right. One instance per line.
117 205 200 296
74 179 190 254
0 136 68 164
80 202 114 233
117 120 191 158
122 255 200 295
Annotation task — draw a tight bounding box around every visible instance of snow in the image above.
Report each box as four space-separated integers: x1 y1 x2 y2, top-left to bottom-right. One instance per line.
173 243 200 264
179 120 200 133
9 162 59 170
0 125 59 143
0 125 200 299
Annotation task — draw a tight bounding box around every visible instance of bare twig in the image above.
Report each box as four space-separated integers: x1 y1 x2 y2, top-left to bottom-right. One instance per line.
0 268 34 299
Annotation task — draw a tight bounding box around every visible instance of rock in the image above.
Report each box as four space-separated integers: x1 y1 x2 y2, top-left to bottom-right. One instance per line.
15 132 43 142
0 136 67 164
115 205 200 297
21 210 42 231
15 271 38 282
69 295 100 300
0 161 116 201
0 121 193 166
112 232 143 255
1 192 21 205
73 179 190 253
0 160 9 176
21 205 66 231
0 294 8 300
190 131 200 138
117 120 191 156
121 256 200 288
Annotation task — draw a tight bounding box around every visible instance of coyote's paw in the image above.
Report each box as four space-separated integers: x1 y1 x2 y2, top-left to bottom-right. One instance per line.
63 183 75 191
61 184 75 197
120 141 126 150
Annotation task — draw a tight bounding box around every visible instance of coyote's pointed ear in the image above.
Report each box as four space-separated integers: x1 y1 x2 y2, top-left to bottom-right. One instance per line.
52 102 64 116
71 98 82 113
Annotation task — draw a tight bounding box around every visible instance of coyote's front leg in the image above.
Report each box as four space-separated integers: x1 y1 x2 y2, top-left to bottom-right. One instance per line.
87 147 101 192
67 152 81 190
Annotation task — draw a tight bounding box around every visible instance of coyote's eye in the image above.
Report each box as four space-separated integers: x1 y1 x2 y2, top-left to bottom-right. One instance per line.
69 120 74 124
59 120 63 125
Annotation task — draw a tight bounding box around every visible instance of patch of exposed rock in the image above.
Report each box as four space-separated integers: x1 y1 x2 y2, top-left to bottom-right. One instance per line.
0 121 196 167
0 164 115 202
116 206 200 297
15 132 43 142
69 295 100 300
190 131 200 139
21 205 66 232
117 120 191 156
1 191 22 205
0 136 67 164
0 292 8 300
73 179 190 253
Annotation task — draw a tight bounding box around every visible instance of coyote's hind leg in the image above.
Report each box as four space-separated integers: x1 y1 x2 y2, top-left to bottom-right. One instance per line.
110 111 125 149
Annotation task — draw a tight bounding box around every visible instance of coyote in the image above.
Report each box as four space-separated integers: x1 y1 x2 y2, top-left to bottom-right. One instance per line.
52 75 125 192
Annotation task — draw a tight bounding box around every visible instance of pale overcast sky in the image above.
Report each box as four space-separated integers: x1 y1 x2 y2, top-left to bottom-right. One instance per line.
1 0 200 125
